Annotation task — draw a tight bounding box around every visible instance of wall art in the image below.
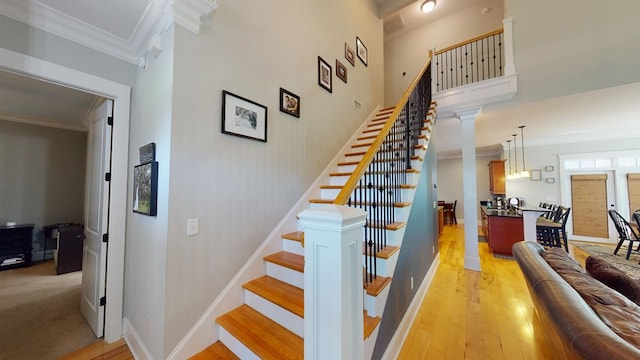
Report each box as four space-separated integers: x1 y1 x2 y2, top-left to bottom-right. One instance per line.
133 161 158 216
356 36 368 66
336 59 347 83
279 88 300 118
345 43 355 66
318 56 332 93
222 90 268 142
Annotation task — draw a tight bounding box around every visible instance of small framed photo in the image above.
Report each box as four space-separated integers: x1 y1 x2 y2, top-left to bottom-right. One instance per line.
318 56 332 93
545 165 554 172
546 177 556 184
356 37 368 66
222 90 268 142
345 43 355 66
279 88 300 118
531 169 541 181
336 59 347 83
133 161 158 216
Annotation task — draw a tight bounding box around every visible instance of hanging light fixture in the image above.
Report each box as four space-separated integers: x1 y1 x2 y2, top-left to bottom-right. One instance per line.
421 0 436 13
519 125 530 178
512 133 521 178
506 139 513 180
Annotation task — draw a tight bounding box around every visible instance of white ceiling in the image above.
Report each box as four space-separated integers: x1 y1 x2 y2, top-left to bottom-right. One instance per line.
1 0 638 157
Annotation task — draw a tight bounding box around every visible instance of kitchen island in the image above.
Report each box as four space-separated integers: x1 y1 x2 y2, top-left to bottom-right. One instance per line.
480 206 523 256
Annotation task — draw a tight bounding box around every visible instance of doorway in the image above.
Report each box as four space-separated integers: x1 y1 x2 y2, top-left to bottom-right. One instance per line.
0 47 130 343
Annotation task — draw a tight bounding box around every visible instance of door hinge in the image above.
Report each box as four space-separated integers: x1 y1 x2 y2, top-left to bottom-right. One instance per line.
100 296 106 306
102 233 108 243
105 172 111 182
107 116 113 126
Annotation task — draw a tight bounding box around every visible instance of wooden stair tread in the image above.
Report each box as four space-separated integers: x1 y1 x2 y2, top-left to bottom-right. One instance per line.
264 251 304 272
190 341 239 360
364 312 381 340
363 245 400 259
243 276 304 317
309 198 334 204
217 305 303 360
364 274 392 296
281 231 304 243
369 221 407 231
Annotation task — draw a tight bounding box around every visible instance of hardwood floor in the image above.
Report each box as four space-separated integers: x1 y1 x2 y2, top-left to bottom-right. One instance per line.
397 224 553 359
64 224 552 359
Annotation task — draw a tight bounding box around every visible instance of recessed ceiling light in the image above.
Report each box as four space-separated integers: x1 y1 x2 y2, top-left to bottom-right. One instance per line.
421 0 436 13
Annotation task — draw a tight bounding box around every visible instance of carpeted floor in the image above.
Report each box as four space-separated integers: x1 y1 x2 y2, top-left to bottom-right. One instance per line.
0 260 98 360
572 242 640 278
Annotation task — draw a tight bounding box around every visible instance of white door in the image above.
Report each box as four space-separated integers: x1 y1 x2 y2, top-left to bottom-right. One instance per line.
81 99 112 337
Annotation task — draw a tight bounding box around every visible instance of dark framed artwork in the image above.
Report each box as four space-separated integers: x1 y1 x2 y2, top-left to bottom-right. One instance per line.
279 88 300 118
356 36 368 66
345 43 355 66
222 90 268 142
139 142 156 164
318 56 332 93
133 161 158 216
336 59 347 83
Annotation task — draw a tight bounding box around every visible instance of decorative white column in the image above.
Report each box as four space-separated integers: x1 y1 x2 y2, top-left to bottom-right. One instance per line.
503 17 516 75
298 205 367 360
456 107 482 272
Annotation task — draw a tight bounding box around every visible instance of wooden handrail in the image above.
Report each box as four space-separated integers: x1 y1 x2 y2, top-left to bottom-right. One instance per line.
333 51 433 205
434 28 503 55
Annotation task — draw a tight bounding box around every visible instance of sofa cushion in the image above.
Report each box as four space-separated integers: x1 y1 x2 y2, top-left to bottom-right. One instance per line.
586 256 640 306
541 246 584 275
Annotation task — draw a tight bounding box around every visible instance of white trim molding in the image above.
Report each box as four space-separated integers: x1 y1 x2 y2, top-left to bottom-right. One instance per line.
173 0 219 35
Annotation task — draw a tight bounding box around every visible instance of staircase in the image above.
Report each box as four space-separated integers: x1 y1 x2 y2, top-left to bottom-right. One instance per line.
190 100 436 359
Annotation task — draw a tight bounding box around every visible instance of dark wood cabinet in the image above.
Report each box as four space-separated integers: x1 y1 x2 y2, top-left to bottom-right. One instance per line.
0 224 34 270
53 224 84 274
489 160 506 195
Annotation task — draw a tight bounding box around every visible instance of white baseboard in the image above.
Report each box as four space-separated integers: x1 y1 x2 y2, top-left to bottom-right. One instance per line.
380 253 441 360
123 317 154 360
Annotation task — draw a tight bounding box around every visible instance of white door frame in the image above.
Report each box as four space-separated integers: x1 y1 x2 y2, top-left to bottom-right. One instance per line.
0 47 130 342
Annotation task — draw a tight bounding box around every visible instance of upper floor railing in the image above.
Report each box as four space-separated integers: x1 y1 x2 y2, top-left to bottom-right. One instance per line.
434 29 504 92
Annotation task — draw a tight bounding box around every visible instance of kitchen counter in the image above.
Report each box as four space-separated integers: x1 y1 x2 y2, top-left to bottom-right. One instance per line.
482 206 521 218
480 206 524 256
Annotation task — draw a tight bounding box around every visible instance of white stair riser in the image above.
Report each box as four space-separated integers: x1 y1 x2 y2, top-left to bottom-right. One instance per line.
362 251 399 278
244 291 304 337
329 171 419 187
219 327 260 360
320 187 415 202
338 163 357 172
265 262 304 289
309 202 409 221
364 285 391 317
283 239 304 256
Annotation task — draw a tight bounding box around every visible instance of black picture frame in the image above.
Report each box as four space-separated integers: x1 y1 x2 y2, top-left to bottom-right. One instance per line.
318 56 332 93
336 59 347 83
356 37 368 66
222 90 268 142
345 43 355 66
279 88 300 118
139 142 156 164
133 161 158 216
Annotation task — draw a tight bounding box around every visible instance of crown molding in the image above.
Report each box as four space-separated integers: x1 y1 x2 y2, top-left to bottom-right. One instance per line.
173 0 219 34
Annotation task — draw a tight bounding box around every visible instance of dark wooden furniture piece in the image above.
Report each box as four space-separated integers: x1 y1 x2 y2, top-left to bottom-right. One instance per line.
488 160 506 195
481 206 523 256
0 224 34 270
53 224 84 274
443 200 457 225
608 210 640 260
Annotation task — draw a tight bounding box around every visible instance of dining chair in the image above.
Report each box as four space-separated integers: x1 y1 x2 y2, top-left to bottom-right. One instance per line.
443 200 457 225
608 210 640 260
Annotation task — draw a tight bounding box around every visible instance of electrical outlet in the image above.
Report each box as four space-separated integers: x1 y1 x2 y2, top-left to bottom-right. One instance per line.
410 276 414 290
187 218 199 236
432 245 435 254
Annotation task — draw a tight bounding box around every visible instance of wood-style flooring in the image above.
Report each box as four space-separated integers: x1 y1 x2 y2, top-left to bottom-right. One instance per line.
64 224 552 359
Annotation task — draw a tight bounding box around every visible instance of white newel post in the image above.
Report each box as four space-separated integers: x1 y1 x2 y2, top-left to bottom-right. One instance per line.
298 205 367 360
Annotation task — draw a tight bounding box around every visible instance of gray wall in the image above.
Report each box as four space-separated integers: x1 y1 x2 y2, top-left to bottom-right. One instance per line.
0 119 86 255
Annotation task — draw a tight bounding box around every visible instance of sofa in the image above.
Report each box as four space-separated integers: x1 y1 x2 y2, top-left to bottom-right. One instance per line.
512 241 640 359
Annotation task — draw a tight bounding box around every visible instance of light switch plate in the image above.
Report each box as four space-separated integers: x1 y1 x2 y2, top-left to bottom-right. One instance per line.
187 218 199 236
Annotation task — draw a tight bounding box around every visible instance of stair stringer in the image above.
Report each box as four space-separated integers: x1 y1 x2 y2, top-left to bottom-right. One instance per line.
166 106 385 360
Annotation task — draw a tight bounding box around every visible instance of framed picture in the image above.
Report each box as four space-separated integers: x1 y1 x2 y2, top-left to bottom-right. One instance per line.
546 177 556 184
356 37 368 66
318 56 332 93
279 88 300 118
545 165 554 172
531 169 541 181
336 59 347 83
139 142 156 164
345 43 355 66
222 90 268 142
133 161 158 216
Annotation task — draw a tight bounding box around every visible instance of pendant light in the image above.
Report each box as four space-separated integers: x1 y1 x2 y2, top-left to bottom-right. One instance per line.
506 139 513 180
519 125 530 177
512 134 521 178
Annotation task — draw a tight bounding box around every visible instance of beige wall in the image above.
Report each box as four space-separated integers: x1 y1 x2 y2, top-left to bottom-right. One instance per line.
163 0 384 355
